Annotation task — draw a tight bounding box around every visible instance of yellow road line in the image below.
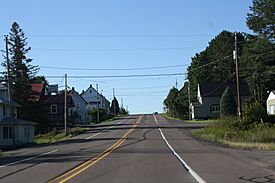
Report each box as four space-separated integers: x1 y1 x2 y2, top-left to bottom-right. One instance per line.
48 115 143 183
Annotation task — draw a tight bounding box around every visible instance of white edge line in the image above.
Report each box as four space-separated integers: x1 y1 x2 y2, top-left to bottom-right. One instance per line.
0 149 58 168
153 115 207 183
85 116 130 140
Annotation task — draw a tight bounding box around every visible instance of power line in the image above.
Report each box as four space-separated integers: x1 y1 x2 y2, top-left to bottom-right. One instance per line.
45 73 185 79
23 34 215 38
39 64 189 71
32 47 203 52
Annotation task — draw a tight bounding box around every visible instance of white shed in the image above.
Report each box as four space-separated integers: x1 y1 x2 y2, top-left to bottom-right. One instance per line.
267 91 275 115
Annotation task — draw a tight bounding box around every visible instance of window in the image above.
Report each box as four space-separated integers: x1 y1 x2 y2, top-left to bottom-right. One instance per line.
210 105 220 114
3 126 12 139
3 105 6 116
50 105 57 114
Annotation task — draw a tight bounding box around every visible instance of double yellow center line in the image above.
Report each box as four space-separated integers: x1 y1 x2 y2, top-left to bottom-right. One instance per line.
48 115 143 183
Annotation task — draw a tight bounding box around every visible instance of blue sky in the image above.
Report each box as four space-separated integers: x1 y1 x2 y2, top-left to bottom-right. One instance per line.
0 0 253 114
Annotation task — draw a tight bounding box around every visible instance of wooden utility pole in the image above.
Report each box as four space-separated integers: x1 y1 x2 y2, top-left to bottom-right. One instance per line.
96 83 100 123
64 74 67 134
188 81 191 120
234 32 242 118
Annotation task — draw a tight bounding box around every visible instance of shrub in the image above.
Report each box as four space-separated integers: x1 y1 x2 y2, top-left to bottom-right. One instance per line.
220 87 237 118
239 101 268 130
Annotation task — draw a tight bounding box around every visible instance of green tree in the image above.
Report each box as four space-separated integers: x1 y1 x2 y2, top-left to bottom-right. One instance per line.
240 36 275 104
111 97 120 115
163 87 178 117
220 87 237 118
246 0 275 41
2 22 38 115
187 31 246 101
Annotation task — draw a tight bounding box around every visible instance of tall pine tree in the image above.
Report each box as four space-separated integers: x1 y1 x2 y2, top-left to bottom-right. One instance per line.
3 22 38 117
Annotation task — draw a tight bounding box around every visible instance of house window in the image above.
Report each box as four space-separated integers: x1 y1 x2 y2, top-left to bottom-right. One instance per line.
3 105 6 116
210 105 220 114
50 105 57 114
3 126 12 139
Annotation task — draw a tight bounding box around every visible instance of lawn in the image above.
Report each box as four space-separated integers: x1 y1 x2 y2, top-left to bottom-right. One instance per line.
35 127 89 144
193 122 275 150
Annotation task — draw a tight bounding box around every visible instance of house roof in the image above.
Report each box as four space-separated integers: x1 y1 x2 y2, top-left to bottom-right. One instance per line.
0 118 37 125
29 83 45 102
70 89 88 104
31 83 45 93
42 94 75 107
199 81 251 97
0 98 21 107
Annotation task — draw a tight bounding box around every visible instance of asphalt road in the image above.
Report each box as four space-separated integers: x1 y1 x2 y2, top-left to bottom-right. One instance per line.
0 114 274 183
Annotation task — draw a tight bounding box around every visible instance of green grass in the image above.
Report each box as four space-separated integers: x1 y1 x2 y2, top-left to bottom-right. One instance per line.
193 122 275 150
185 119 219 123
35 127 89 144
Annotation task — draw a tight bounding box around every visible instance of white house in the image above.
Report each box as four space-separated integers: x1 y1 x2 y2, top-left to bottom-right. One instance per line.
70 88 88 124
0 83 36 147
267 91 275 115
81 85 110 111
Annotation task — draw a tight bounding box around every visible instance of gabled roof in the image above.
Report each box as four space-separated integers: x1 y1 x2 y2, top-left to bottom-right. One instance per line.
199 81 251 97
42 94 75 107
70 89 88 104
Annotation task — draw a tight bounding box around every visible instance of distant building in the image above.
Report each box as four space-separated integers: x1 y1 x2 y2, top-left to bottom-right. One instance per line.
0 83 36 147
267 91 275 115
70 88 88 124
29 83 49 102
190 81 251 119
41 94 75 128
81 85 110 111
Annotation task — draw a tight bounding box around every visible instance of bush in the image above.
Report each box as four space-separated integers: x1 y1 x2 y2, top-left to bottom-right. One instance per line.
239 102 268 130
220 87 237 118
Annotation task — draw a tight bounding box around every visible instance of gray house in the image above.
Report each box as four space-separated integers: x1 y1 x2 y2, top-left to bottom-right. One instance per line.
0 83 36 147
70 88 88 124
191 81 251 119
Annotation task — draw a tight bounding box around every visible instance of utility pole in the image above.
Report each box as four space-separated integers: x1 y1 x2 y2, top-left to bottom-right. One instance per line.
188 81 191 120
234 32 242 118
64 74 67 134
175 79 178 89
113 88 116 115
96 83 100 123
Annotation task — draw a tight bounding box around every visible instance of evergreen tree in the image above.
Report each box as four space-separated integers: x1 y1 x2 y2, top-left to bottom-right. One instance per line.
220 87 237 118
2 22 39 118
246 0 275 41
111 97 120 115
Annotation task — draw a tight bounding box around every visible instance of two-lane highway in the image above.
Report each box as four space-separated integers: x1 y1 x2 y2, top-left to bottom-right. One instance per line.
0 114 274 183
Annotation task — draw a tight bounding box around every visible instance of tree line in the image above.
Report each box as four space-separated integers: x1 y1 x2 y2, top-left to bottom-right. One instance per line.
164 0 275 119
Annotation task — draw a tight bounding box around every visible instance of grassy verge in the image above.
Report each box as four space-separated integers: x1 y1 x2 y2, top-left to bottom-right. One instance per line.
35 127 89 144
161 114 182 121
185 119 219 123
193 122 275 150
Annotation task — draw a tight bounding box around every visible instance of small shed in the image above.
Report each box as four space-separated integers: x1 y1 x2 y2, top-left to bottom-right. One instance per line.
0 118 36 147
267 91 275 115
